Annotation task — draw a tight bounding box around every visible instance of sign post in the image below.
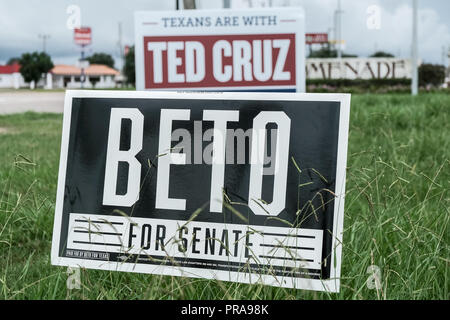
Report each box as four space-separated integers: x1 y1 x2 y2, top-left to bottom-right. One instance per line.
51 90 350 292
305 33 328 55
411 0 418 95
134 8 305 92
74 27 92 88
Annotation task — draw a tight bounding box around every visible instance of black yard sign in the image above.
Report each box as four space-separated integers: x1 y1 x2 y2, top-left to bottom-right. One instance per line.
51 90 350 292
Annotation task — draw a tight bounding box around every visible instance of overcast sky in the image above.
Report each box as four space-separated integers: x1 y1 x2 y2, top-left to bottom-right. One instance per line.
0 0 449 69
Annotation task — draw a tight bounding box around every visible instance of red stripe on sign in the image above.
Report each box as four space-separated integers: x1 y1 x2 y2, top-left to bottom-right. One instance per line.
305 33 328 44
74 27 92 45
143 34 296 89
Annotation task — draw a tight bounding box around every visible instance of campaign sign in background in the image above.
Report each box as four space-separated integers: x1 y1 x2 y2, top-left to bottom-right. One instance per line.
51 91 350 292
134 8 305 92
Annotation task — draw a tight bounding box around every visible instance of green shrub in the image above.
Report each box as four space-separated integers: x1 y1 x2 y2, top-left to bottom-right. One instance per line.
306 78 411 93
307 78 411 87
418 64 446 87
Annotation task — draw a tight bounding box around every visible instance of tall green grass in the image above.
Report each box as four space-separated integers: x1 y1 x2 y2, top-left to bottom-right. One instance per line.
0 93 448 299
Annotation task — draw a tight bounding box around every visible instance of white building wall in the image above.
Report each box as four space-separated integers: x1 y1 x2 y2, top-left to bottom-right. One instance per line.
0 72 27 89
0 74 15 88
52 75 117 89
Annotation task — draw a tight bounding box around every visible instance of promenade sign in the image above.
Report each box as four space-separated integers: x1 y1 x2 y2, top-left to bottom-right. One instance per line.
134 8 305 92
51 90 350 292
306 58 413 79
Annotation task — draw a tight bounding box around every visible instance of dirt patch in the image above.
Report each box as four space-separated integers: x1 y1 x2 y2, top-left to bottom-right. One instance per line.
0 127 11 134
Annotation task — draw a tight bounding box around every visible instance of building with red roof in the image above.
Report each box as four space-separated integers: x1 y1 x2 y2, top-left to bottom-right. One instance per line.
0 62 122 89
0 63 26 89
49 63 122 89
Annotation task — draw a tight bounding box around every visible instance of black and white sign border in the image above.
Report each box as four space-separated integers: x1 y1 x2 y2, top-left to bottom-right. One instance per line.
51 90 350 292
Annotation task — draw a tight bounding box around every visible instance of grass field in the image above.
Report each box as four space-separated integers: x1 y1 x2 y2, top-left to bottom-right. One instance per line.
0 93 448 300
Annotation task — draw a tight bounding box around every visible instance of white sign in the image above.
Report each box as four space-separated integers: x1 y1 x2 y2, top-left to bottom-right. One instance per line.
51 90 350 292
135 8 305 92
306 58 413 80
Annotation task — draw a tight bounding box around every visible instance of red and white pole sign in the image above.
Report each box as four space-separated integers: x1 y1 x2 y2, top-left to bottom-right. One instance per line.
305 33 328 45
74 27 92 46
134 8 305 92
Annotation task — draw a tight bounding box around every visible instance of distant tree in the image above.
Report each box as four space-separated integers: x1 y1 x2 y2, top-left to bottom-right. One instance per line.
7 57 20 65
86 53 115 68
90 77 100 88
19 52 54 87
419 64 445 87
183 0 196 9
342 53 358 58
309 47 357 58
370 51 395 58
123 46 135 86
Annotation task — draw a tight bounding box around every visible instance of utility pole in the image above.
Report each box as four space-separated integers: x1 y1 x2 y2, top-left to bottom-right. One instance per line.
441 46 446 67
118 22 124 69
327 26 334 51
447 46 450 69
336 0 342 59
411 0 418 95
333 10 337 52
447 47 450 69
80 44 86 89
38 34 50 53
